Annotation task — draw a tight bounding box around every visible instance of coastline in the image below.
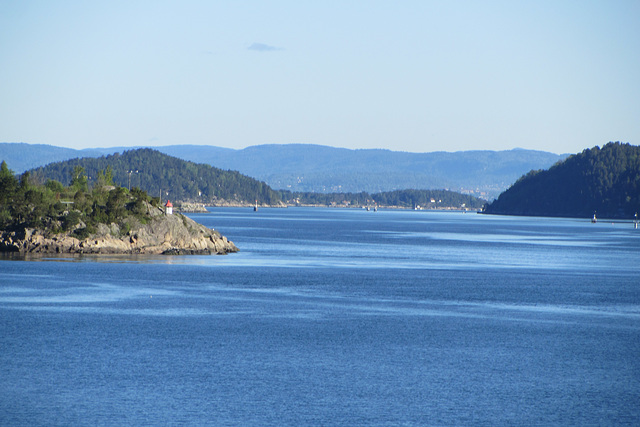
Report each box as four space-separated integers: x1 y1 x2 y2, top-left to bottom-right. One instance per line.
0 206 238 255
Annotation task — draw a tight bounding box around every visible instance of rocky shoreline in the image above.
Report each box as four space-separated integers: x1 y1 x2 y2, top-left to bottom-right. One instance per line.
174 202 209 213
0 207 238 255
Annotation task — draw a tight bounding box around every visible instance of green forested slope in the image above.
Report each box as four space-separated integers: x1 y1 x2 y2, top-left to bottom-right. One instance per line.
29 149 282 205
483 142 640 219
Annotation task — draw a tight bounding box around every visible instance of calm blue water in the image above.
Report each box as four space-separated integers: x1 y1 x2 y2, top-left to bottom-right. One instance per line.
1 208 639 426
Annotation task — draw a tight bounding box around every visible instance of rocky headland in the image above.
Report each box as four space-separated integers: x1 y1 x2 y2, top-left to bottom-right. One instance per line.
0 204 238 255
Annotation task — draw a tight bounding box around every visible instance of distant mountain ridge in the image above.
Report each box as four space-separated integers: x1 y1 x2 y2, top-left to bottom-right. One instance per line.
0 143 110 172
155 144 567 198
0 142 567 198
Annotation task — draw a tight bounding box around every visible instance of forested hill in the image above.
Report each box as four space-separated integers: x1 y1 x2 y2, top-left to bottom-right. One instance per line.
29 149 282 205
483 142 640 219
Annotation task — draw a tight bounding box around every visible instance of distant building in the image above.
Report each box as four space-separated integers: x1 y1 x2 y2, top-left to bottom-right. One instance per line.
165 200 173 215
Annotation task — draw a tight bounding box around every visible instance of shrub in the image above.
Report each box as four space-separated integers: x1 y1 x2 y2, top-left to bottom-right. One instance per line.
73 227 92 240
62 211 81 231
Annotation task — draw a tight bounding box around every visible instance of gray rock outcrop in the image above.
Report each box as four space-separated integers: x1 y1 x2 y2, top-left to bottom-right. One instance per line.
0 208 238 255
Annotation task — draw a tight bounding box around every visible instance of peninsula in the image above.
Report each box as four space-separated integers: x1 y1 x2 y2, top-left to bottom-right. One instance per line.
0 162 237 255
483 142 640 219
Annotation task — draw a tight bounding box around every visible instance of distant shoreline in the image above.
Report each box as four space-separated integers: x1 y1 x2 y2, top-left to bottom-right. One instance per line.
203 204 478 212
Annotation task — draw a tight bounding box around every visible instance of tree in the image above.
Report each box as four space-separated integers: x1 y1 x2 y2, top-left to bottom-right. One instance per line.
0 160 18 207
105 187 127 223
95 166 114 188
70 166 88 192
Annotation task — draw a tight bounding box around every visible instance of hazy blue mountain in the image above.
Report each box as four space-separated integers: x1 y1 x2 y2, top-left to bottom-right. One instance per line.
1 142 567 199
0 143 110 173
155 144 567 199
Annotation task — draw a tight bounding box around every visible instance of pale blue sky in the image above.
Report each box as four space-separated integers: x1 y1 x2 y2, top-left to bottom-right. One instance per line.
1 0 638 154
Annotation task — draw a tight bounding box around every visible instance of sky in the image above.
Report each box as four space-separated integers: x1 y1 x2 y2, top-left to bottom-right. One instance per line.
1 1 639 154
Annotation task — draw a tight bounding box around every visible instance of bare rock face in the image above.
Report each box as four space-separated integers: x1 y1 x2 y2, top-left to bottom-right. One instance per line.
175 202 209 213
0 210 238 255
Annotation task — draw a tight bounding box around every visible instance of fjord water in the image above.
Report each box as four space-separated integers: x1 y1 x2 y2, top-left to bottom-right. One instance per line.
1 208 639 425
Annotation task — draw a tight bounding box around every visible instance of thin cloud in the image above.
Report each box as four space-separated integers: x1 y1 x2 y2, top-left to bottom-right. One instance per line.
247 42 282 52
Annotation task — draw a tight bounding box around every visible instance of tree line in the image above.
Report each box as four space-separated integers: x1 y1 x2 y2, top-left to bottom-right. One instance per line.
278 188 484 209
